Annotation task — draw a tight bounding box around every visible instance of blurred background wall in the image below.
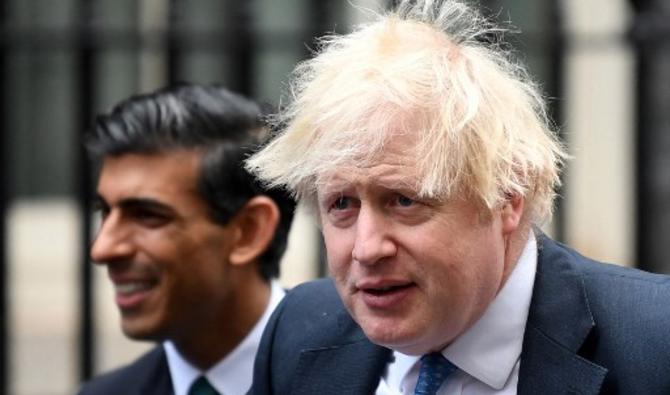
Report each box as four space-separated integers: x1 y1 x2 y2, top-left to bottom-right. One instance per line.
0 0 668 394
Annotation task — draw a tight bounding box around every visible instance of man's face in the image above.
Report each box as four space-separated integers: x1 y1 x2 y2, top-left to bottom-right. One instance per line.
91 151 236 341
318 138 521 355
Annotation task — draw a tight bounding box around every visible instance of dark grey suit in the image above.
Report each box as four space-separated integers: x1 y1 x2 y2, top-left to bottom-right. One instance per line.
252 235 670 394
78 346 174 395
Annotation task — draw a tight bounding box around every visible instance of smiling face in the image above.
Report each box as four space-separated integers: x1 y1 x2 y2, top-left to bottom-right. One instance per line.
318 137 524 355
91 151 238 342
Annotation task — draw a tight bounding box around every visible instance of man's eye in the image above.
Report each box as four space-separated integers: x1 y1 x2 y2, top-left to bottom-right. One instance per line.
331 196 351 210
397 195 415 207
132 210 170 226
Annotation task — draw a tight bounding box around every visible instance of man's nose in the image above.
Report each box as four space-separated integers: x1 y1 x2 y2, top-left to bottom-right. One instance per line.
90 212 134 264
351 206 397 265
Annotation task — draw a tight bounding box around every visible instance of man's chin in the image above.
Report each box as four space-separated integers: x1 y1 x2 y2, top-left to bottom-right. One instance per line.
360 322 408 349
120 320 163 342
369 336 435 356
357 320 435 355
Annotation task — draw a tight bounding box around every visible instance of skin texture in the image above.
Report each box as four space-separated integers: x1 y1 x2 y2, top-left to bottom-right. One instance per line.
91 151 277 369
318 136 526 356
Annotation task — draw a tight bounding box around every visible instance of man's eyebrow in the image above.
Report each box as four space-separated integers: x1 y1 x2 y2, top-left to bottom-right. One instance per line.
93 195 176 214
119 197 175 212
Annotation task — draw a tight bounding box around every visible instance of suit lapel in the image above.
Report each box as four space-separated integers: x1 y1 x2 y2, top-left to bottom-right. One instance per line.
289 309 391 395
290 339 390 395
518 235 607 395
137 347 175 395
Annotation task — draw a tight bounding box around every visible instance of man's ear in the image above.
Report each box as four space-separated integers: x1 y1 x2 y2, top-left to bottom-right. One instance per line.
229 196 281 266
501 194 524 235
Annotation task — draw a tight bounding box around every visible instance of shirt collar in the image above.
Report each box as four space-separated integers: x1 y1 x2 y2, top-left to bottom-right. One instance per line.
164 280 285 395
389 231 537 391
444 231 537 389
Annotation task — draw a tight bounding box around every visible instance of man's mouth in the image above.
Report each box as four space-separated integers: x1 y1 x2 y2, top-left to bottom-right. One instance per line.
114 281 154 295
113 279 157 310
363 283 414 296
357 281 416 309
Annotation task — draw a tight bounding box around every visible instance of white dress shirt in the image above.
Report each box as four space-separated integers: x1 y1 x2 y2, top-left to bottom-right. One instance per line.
164 280 285 395
376 232 537 395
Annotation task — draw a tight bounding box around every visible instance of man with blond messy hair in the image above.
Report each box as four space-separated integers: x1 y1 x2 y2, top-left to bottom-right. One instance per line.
247 0 670 394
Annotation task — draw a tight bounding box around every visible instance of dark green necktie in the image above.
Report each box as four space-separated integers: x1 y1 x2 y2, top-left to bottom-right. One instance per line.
188 376 220 395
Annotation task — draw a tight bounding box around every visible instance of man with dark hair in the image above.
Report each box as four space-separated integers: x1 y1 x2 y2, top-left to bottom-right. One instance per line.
78 83 295 395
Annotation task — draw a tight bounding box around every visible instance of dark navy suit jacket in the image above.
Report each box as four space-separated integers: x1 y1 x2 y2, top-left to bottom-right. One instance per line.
77 346 174 395
251 235 670 394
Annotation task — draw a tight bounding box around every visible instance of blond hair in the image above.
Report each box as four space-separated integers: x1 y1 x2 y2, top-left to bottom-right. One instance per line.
246 0 567 223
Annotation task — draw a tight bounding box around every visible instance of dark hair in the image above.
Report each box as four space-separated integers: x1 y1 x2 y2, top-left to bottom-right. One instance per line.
87 83 295 281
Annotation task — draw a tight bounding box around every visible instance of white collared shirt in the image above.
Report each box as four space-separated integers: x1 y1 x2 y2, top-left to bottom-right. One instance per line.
164 281 285 395
376 232 537 395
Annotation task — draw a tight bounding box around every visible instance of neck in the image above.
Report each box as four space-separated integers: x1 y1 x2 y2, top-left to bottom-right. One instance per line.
500 223 532 287
173 271 272 370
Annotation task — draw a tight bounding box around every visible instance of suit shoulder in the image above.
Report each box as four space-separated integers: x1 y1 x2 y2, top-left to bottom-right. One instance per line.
564 245 670 302
77 346 168 395
253 279 372 394
267 278 361 347
579 259 670 322
539 235 670 291
542 237 670 344
580 258 670 287
280 278 342 317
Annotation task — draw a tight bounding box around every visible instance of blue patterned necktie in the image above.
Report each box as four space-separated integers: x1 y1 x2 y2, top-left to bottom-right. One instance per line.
413 352 458 395
188 376 220 395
